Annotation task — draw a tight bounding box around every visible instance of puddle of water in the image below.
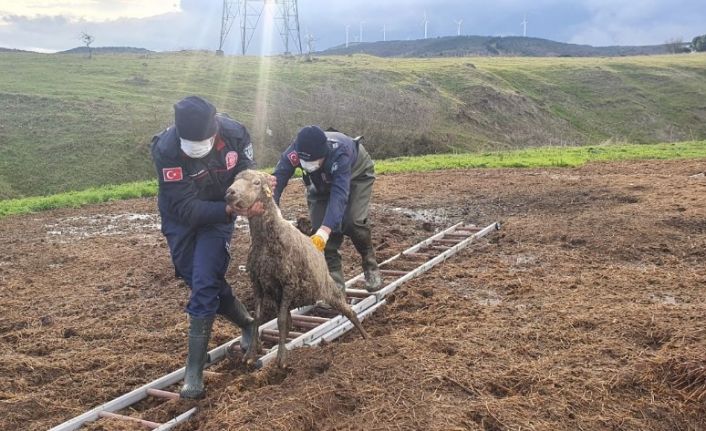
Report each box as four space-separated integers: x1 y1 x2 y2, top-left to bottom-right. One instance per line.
452 284 502 306
548 173 580 181
475 289 502 306
503 254 537 266
44 213 161 238
43 213 298 240
648 293 678 305
389 207 451 225
478 297 502 306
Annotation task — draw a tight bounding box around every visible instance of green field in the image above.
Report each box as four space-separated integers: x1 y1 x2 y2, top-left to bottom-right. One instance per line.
1 140 704 218
1 51 706 199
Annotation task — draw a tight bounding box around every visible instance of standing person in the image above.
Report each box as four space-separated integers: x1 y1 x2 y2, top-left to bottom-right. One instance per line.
272 125 382 292
150 96 265 399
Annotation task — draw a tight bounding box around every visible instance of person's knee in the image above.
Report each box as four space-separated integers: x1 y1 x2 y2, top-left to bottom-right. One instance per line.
187 289 221 318
341 216 365 235
345 218 372 240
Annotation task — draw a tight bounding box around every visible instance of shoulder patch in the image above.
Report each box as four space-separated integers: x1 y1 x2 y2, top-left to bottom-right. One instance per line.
226 151 238 170
287 151 300 167
244 143 254 160
162 167 183 182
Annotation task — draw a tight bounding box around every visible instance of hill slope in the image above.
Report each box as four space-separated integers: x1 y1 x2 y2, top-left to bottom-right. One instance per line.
320 36 671 58
0 47 32 53
57 46 154 55
1 52 705 198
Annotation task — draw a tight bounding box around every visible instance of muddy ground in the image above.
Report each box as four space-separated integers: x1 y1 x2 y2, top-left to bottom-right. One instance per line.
1 160 705 431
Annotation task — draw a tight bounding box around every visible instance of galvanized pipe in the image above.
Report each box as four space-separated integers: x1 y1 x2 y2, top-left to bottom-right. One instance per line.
380 269 409 276
146 388 180 401
262 329 304 338
290 315 329 324
98 411 161 429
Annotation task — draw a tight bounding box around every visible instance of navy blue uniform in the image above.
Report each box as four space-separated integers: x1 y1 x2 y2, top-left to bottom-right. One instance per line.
273 131 358 232
151 114 254 318
273 131 377 284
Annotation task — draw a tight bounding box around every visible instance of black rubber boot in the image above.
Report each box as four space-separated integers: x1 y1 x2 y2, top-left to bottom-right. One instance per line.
217 295 255 352
329 268 346 292
349 223 382 292
180 316 214 399
362 252 382 292
324 233 346 293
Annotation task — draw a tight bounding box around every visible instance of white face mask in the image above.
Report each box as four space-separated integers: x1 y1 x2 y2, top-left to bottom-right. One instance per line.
180 136 215 159
300 159 322 173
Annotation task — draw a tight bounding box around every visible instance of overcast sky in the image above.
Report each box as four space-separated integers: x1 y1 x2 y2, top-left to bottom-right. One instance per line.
0 0 704 54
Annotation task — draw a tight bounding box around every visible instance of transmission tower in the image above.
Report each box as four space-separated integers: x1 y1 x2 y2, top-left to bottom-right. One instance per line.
217 0 302 56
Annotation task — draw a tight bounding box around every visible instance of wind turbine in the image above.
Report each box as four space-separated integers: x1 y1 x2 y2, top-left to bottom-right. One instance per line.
382 24 387 41
360 21 365 43
423 11 429 39
346 24 350 47
521 15 528 37
454 19 463 36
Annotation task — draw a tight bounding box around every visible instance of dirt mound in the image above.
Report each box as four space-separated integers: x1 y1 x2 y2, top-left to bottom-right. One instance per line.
1 160 705 430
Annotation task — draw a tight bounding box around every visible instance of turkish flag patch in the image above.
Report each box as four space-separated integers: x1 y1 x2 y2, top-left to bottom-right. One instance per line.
226 151 238 170
287 151 299 167
162 167 183 182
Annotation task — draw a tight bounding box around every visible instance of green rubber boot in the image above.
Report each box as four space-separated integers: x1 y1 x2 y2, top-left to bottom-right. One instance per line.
362 252 382 292
180 316 214 399
218 295 255 352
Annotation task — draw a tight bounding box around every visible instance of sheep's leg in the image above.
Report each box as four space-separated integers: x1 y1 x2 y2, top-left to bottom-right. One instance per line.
276 300 291 368
243 298 262 365
327 291 369 340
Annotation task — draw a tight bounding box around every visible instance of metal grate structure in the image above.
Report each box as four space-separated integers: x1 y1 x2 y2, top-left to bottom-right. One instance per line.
217 0 302 56
49 221 499 430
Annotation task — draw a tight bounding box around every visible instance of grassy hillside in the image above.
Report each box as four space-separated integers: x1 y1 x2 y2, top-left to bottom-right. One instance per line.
1 51 705 198
1 140 704 218
321 36 670 58
57 46 155 55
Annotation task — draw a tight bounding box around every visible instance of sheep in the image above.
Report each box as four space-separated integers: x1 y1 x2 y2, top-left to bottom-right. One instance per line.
225 169 369 367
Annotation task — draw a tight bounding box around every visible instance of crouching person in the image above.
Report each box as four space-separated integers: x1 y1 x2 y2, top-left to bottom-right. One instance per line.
273 125 382 292
150 96 264 399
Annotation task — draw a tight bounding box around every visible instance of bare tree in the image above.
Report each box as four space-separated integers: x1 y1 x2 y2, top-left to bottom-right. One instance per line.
665 37 685 54
80 31 95 59
304 34 315 61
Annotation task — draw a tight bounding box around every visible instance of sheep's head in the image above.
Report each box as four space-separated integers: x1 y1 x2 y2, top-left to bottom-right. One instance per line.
226 170 273 213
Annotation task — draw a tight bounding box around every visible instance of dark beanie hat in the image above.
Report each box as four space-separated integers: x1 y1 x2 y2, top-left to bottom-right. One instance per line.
174 96 218 141
294 125 329 161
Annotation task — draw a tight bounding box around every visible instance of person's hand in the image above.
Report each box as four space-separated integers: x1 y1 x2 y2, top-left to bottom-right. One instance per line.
233 201 266 218
310 227 330 252
268 175 277 190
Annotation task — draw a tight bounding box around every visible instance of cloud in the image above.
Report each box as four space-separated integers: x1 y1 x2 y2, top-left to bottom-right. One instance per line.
568 0 705 45
0 7 220 52
0 0 180 21
0 0 704 53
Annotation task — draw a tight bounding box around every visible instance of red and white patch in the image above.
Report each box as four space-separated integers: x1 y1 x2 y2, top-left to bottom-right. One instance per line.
162 167 183 182
287 151 299 167
225 151 238 170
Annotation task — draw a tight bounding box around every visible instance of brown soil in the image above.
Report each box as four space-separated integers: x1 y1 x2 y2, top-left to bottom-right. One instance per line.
1 160 705 431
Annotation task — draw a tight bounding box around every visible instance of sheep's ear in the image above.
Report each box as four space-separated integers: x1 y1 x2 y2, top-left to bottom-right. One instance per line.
263 183 273 198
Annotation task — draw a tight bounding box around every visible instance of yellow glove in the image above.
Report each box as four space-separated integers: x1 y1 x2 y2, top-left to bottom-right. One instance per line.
310 228 329 252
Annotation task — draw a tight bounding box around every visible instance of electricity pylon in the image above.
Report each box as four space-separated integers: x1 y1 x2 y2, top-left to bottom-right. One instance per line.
217 0 302 56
